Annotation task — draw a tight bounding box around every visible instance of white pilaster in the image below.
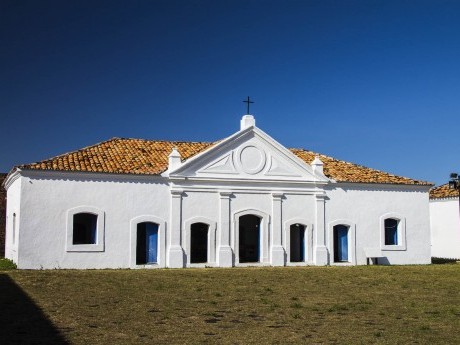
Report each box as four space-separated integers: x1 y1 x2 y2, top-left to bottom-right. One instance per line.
314 193 328 265
167 189 185 268
217 191 233 267
271 192 286 266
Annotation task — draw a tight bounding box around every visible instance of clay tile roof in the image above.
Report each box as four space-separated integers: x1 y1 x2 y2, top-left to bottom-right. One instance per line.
290 148 430 185
18 137 431 185
429 183 459 199
19 138 214 175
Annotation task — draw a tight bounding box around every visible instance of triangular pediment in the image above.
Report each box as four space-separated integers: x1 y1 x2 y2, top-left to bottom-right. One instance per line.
168 126 328 183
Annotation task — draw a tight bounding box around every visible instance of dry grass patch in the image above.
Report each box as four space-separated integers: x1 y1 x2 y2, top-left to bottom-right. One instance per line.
1 265 460 344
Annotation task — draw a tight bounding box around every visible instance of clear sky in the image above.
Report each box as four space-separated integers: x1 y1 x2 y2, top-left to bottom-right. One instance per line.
1 0 459 185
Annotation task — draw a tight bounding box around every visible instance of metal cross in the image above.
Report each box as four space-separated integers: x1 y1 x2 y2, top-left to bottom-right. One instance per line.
243 96 254 114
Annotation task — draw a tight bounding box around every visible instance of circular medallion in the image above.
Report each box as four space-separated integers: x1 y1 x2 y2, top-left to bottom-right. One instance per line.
238 145 266 174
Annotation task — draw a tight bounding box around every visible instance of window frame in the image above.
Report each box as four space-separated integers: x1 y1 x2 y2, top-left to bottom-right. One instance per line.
380 213 406 251
66 206 105 252
328 219 356 265
130 215 166 268
284 218 313 265
184 217 217 267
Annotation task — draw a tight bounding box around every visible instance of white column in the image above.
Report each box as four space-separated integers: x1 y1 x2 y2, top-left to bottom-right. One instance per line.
314 193 328 265
271 192 286 266
167 190 185 268
217 191 233 267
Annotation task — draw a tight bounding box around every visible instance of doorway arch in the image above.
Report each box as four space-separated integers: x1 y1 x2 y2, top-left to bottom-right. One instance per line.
239 215 261 263
233 209 269 265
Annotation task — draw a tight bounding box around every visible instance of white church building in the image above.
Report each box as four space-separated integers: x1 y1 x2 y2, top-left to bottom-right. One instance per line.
4 115 432 269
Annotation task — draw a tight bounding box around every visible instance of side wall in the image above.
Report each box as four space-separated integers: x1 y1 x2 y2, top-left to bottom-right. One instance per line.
430 198 460 259
325 184 431 265
16 173 170 269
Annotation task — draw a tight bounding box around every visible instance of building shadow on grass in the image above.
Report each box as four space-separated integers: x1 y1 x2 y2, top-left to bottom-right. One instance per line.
0 274 69 344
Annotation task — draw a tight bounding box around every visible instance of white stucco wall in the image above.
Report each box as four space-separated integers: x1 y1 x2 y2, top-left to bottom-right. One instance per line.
11 171 170 269
6 168 431 269
430 198 460 259
325 183 431 265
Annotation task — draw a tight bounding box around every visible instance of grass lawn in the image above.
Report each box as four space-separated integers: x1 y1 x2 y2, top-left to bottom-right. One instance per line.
1 265 460 344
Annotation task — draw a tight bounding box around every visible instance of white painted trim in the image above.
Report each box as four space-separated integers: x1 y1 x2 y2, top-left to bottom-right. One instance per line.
66 206 105 252
168 182 326 193
184 216 217 266
328 219 357 265
284 218 314 264
129 215 167 268
21 168 169 184
3 169 21 190
233 209 270 265
380 212 407 251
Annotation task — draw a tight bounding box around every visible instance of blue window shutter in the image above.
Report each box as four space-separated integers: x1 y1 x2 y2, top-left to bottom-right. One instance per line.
145 223 159 263
338 227 348 261
300 228 305 261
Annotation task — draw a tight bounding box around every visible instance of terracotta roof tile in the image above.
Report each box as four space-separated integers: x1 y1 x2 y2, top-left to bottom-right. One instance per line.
18 137 430 185
290 148 429 185
429 183 459 199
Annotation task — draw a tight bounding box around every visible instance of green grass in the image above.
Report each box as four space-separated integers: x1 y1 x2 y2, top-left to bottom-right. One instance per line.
0 258 16 270
1 265 460 344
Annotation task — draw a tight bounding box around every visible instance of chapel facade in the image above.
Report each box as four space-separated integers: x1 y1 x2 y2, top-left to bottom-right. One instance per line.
4 115 432 269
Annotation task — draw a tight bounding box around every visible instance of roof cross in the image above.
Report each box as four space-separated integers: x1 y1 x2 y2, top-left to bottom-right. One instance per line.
243 96 254 114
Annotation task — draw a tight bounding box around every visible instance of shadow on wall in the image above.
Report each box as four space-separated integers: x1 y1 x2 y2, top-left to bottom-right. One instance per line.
0 173 6 257
0 274 69 344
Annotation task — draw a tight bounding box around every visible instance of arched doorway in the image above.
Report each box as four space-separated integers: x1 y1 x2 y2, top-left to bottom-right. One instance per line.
333 224 349 262
290 224 305 262
136 222 159 265
190 223 209 263
239 215 261 263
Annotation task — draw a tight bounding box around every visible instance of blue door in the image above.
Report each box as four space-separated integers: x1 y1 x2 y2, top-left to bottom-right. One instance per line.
145 223 158 263
334 225 349 262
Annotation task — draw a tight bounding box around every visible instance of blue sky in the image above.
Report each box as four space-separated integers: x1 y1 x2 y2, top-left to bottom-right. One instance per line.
1 0 459 185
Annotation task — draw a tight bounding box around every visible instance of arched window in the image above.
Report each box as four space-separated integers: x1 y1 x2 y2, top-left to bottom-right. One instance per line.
333 225 349 262
380 213 406 251
384 218 399 245
136 222 159 265
73 213 97 245
67 206 105 252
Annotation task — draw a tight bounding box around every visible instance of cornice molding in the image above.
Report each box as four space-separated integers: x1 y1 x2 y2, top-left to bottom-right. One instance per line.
19 169 168 184
3 168 21 190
